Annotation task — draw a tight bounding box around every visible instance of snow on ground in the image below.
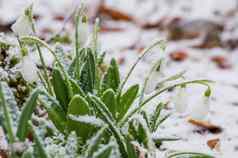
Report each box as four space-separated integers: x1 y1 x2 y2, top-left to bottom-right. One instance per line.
1 0 238 157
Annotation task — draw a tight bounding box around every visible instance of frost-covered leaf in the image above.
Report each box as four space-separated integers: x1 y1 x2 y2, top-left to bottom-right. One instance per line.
0 82 17 143
17 89 41 141
93 144 113 158
101 58 120 92
118 84 139 120
79 48 96 93
102 89 117 119
31 123 49 158
88 95 127 157
84 127 107 158
67 95 92 140
69 115 104 127
52 67 69 112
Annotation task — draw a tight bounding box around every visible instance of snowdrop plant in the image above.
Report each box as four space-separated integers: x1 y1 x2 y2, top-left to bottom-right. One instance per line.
0 4 214 158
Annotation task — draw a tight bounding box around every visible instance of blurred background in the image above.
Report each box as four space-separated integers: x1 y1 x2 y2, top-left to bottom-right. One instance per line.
1 0 238 157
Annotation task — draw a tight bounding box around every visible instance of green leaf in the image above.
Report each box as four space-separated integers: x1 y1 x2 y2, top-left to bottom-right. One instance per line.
126 139 138 158
118 84 139 120
168 152 214 158
102 89 117 119
17 89 40 141
79 48 96 93
0 82 16 143
150 102 165 132
88 95 127 158
93 144 113 158
67 95 92 140
39 92 67 133
30 123 49 158
69 78 85 97
84 127 107 158
101 58 120 92
52 68 69 111
47 103 67 132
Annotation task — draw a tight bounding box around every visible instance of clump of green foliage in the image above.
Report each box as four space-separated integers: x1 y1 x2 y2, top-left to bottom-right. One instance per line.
0 4 214 158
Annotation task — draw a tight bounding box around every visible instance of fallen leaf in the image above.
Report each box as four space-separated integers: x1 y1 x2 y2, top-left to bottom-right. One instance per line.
207 138 220 150
99 5 134 21
170 50 188 62
53 15 65 21
0 151 8 158
211 56 232 69
188 118 222 134
100 26 124 33
117 57 125 65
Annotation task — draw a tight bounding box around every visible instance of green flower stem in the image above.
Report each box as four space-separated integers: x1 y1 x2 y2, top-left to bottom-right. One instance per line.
20 36 73 98
75 9 81 79
119 40 165 93
119 80 212 126
36 45 53 95
168 152 213 158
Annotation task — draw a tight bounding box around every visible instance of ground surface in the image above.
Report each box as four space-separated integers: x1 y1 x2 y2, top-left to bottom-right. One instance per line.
1 0 238 157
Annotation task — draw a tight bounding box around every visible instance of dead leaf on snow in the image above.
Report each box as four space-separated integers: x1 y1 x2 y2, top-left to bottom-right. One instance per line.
188 118 222 134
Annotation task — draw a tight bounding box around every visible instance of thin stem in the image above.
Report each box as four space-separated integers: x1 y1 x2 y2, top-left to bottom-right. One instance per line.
31 19 53 95
20 36 66 78
119 80 212 126
168 152 213 158
119 40 164 93
20 36 74 98
139 60 162 105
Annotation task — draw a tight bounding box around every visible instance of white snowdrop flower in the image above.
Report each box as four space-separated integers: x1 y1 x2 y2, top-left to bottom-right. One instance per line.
190 96 210 120
144 60 164 94
144 70 160 94
173 87 188 113
77 16 90 47
11 12 33 36
20 55 38 82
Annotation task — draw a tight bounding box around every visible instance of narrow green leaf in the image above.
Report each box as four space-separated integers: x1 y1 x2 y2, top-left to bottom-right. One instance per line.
17 89 40 141
119 84 139 120
93 144 113 158
0 82 16 143
88 95 127 158
67 95 92 140
85 127 107 158
126 139 138 158
79 48 96 93
30 123 49 158
69 78 85 97
52 68 69 111
102 89 117 119
151 102 165 132
101 58 120 92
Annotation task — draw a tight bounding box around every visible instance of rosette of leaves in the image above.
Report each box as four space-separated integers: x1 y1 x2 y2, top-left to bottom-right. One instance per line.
0 6 214 158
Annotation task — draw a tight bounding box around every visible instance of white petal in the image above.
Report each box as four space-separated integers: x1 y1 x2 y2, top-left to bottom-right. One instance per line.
78 21 90 47
173 87 188 113
190 97 210 120
20 56 38 82
11 15 32 36
144 71 161 94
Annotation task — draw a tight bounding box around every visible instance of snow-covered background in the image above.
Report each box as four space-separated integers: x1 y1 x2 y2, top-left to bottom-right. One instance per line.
1 0 238 157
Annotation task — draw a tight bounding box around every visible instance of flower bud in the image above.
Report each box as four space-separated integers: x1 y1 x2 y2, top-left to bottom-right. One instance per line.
20 55 38 82
173 86 188 113
11 13 33 36
190 96 210 120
